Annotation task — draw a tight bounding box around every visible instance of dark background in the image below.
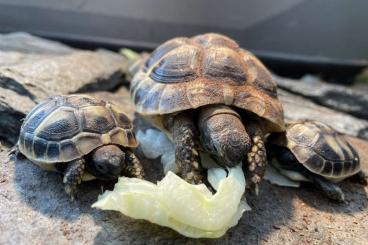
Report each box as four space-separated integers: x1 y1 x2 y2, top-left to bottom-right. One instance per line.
1 0 368 80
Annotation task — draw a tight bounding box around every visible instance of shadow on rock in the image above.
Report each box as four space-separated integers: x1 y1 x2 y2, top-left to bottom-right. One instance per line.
294 181 367 214
13 155 115 221
12 147 163 223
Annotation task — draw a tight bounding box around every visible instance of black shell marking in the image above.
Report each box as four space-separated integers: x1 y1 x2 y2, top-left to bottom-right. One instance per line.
37 110 80 141
81 107 115 134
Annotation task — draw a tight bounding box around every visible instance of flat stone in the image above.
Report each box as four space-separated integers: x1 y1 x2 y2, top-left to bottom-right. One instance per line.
0 50 130 143
0 32 74 54
276 75 368 120
279 89 368 140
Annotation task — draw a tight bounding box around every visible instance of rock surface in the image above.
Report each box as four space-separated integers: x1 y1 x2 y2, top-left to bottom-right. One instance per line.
276 75 368 120
0 32 74 54
0 34 367 244
279 89 368 139
0 48 130 143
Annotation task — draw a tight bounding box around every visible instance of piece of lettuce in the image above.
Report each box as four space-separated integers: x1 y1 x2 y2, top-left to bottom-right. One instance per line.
92 165 249 238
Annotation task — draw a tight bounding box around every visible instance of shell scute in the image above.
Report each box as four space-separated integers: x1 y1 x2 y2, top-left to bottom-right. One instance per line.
33 137 48 159
81 106 115 134
149 45 201 83
192 33 239 49
60 140 80 161
46 142 60 161
203 47 247 85
66 95 105 108
145 37 189 69
37 109 80 141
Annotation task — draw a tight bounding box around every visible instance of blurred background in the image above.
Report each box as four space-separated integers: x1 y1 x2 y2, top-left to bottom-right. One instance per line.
1 0 368 83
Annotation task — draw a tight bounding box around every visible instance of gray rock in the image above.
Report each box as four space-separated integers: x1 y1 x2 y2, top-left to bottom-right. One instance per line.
0 51 54 67
278 89 368 139
275 75 368 120
0 32 74 54
0 50 130 143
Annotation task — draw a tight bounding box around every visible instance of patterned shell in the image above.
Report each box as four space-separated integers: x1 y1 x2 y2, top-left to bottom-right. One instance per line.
18 95 137 164
281 120 360 179
130 33 285 132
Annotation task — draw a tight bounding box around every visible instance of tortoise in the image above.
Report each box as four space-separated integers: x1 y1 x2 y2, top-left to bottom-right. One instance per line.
16 94 145 198
267 120 367 202
130 33 285 190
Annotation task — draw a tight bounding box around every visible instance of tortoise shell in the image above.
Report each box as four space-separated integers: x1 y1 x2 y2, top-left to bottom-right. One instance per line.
272 120 360 180
18 95 137 165
130 33 285 133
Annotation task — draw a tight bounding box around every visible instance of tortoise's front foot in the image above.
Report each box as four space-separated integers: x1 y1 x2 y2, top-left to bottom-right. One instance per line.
63 158 85 200
349 171 368 185
125 150 145 179
309 174 345 202
172 112 203 184
245 135 267 195
7 144 21 160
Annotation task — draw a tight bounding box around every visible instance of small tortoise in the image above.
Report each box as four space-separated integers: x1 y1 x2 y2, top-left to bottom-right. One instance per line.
267 120 367 202
130 33 285 190
17 94 145 198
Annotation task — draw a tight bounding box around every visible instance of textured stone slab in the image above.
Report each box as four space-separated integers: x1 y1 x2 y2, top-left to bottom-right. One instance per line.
0 50 130 143
276 75 368 120
279 89 368 139
0 32 74 54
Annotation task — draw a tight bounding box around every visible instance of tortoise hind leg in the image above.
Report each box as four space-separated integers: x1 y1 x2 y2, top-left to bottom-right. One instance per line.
172 112 203 184
63 158 85 200
349 170 368 185
308 173 345 202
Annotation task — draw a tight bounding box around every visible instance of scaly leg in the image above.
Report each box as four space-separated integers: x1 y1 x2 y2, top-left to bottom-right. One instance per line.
125 150 145 179
244 121 267 194
172 112 203 184
349 170 368 185
63 158 85 200
309 173 345 202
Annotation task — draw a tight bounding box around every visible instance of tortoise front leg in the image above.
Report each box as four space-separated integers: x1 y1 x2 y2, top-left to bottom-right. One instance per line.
63 158 85 200
172 112 203 184
244 121 267 194
308 173 345 202
125 150 145 179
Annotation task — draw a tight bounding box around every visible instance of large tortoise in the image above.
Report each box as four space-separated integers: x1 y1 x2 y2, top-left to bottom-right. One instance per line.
267 120 367 202
130 33 285 190
17 94 145 198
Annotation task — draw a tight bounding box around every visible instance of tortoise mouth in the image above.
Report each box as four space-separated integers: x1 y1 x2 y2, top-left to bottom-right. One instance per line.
204 141 247 167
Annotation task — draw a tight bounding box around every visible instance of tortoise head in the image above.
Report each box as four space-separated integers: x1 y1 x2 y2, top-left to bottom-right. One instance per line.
199 105 251 167
88 145 126 180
